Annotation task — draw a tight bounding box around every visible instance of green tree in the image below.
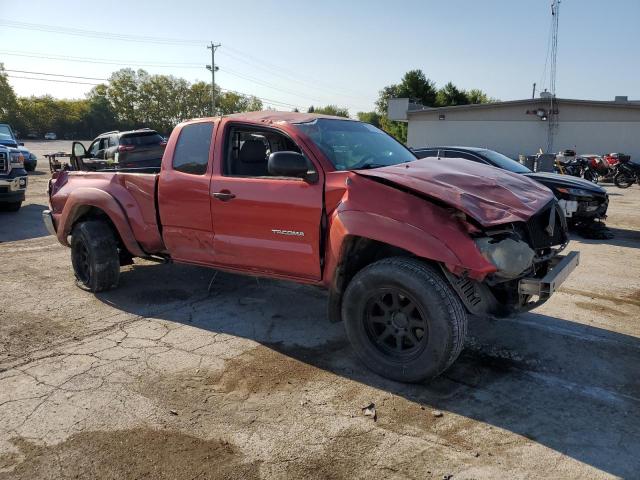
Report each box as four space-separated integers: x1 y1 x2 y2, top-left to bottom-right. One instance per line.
312 105 349 117
356 111 382 128
218 91 263 115
435 82 469 107
0 63 20 129
375 69 437 114
466 88 493 104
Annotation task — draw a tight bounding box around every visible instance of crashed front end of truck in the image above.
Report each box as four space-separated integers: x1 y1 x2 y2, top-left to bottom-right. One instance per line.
350 157 579 318
443 199 578 316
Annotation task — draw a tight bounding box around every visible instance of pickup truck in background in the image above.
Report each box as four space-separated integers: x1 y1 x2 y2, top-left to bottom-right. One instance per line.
0 123 37 171
0 144 28 211
44 111 579 382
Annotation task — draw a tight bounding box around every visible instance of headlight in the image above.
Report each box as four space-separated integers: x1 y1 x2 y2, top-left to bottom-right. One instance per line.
556 187 594 197
9 152 24 168
475 236 535 279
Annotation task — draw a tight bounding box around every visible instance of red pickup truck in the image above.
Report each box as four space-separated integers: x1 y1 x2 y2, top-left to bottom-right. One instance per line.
44 111 579 382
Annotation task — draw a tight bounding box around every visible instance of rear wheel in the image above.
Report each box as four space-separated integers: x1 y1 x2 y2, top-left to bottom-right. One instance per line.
71 220 120 292
614 172 634 188
342 257 467 383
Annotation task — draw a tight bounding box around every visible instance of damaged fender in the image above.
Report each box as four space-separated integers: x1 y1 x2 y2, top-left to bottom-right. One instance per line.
323 174 497 285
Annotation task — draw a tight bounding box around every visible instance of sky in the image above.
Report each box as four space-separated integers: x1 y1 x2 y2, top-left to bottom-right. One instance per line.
1 0 639 115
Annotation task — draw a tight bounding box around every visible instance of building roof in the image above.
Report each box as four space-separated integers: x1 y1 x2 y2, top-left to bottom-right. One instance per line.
406 97 640 116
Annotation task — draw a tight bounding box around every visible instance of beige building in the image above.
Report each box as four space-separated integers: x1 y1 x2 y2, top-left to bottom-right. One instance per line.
388 96 640 159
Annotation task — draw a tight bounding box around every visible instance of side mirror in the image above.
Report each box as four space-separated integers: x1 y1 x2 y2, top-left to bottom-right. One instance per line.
268 151 313 179
19 142 24 146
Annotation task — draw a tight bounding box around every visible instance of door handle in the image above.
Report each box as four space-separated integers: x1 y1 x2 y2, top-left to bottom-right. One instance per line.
212 191 235 201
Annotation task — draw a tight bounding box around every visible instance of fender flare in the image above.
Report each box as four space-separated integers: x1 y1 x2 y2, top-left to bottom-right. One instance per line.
333 209 463 265
57 187 145 257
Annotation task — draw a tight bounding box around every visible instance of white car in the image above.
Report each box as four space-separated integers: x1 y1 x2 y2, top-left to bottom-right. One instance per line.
44 132 57 140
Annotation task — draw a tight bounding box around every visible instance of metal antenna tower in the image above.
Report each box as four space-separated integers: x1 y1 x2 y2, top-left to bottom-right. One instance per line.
547 0 560 152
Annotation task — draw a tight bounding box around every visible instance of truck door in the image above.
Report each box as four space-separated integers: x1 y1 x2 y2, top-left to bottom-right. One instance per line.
209 123 323 280
157 121 216 264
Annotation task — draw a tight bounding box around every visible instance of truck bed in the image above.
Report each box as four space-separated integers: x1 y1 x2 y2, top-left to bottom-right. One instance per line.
49 170 165 255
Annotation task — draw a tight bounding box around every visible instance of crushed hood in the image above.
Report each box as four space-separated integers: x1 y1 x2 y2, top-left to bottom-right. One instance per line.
355 158 555 227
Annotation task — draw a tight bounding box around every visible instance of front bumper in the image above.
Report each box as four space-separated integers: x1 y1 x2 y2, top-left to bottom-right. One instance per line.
42 209 56 236
559 195 608 221
518 251 580 298
0 176 27 202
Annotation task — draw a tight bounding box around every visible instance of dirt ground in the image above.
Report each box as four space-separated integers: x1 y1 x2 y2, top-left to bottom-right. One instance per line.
1 140 639 479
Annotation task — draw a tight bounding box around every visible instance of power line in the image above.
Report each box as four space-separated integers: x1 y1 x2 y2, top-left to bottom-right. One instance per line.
5 69 108 81
3 50 328 105
0 19 204 45
6 74 102 86
224 44 368 99
220 67 324 103
5 72 301 109
218 49 369 101
0 50 203 68
0 19 368 103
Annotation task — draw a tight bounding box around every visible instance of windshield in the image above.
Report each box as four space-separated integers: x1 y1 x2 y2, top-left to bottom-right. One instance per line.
295 118 416 170
482 149 531 173
0 125 14 139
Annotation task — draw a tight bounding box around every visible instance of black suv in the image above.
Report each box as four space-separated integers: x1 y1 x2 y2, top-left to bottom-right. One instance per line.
71 129 166 171
412 146 609 229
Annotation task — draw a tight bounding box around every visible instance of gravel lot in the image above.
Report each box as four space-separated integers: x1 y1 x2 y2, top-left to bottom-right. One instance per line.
1 140 639 479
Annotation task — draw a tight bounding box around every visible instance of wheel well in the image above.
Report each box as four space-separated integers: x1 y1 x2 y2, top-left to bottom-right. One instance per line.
327 236 419 323
71 207 129 259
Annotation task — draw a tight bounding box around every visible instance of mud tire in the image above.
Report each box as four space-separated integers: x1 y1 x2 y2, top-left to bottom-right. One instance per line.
71 220 120 292
342 257 467 383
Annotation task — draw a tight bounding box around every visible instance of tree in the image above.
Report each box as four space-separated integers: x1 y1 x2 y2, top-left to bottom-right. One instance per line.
0 63 19 127
217 91 263 115
307 105 315 113
375 69 437 114
312 105 349 117
356 111 382 128
466 88 493 104
435 82 469 107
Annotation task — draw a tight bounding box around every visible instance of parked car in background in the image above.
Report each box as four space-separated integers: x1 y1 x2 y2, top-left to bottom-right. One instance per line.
0 145 28 211
44 132 58 140
0 124 37 171
45 112 579 383
412 147 609 231
70 128 166 171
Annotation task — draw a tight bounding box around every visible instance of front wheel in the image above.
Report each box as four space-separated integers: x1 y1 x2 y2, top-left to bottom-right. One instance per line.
71 220 120 292
614 172 635 188
342 257 467 383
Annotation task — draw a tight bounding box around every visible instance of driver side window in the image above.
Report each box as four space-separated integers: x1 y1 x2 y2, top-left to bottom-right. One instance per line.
224 126 311 178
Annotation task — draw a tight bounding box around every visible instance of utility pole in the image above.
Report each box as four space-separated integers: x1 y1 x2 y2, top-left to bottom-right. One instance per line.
532 82 536 99
206 42 221 116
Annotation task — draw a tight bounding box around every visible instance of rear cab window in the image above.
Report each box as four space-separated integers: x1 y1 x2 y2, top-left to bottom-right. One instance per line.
172 122 214 175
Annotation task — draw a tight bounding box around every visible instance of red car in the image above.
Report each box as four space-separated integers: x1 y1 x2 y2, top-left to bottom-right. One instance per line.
43 112 579 382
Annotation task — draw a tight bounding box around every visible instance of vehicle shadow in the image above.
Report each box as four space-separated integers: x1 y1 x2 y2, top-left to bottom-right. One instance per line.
573 226 640 249
97 262 640 478
0 203 50 242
